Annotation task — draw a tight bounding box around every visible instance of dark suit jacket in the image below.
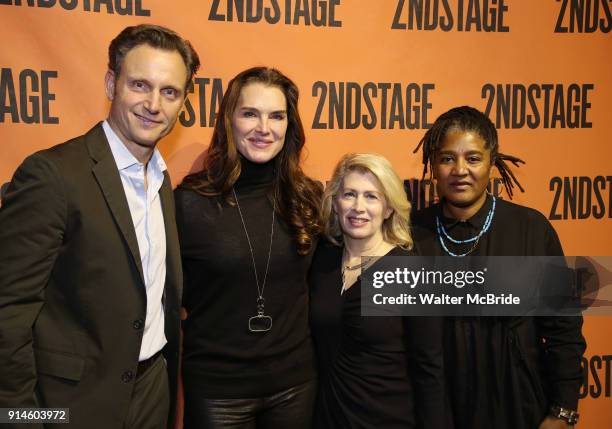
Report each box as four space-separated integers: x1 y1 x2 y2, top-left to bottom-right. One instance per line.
0 123 182 428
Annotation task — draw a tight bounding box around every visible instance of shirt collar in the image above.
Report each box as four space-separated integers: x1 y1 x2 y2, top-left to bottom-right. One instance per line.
102 120 167 174
439 193 493 230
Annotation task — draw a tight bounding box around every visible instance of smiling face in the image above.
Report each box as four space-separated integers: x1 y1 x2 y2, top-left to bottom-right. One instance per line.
231 82 288 164
334 170 393 246
105 44 188 163
433 129 493 219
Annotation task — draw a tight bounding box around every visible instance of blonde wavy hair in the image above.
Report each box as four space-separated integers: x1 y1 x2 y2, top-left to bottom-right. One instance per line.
322 153 413 250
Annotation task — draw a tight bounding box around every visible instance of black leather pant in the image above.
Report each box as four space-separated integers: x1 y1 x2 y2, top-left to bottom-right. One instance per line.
183 379 316 429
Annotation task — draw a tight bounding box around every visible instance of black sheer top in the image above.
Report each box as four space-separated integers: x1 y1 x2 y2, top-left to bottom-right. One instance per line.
310 243 447 429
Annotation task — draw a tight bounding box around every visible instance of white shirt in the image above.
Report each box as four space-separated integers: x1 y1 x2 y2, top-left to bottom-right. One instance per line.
103 120 167 361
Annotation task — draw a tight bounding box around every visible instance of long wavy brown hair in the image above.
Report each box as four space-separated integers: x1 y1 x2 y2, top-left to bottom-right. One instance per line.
180 67 322 255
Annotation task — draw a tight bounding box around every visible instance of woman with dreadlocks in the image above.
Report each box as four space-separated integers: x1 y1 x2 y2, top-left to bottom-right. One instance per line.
412 106 585 429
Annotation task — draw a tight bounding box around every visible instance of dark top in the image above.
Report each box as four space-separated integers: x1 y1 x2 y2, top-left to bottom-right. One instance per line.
412 195 586 429
175 158 315 398
309 243 447 429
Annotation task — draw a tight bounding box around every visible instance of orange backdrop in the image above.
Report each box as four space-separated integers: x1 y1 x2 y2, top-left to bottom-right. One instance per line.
1 1 611 426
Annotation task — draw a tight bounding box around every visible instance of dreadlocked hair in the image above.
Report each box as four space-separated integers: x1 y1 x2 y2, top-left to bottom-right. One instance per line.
413 105 525 199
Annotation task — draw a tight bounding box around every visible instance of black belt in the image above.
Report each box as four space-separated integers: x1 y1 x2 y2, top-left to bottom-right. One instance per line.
137 350 162 378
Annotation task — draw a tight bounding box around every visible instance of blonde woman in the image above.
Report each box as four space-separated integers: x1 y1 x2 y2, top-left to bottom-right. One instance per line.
309 153 446 429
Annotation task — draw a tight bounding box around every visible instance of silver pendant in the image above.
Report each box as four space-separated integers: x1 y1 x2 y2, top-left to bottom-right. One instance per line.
249 298 272 332
248 314 273 332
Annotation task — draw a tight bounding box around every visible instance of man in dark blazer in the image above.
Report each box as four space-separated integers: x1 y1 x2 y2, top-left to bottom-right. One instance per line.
0 25 200 428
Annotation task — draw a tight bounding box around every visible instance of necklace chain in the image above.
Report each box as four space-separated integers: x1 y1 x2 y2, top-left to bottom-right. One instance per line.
341 245 382 295
232 188 275 305
436 196 496 257
344 256 375 271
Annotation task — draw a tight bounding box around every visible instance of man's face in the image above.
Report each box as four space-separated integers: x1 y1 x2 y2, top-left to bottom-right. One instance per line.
105 44 188 161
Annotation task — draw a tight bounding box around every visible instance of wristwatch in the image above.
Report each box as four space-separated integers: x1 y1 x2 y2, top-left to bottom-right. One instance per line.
550 405 579 425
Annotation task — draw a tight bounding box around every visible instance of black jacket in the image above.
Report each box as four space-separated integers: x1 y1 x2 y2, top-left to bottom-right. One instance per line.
0 124 182 429
412 196 586 429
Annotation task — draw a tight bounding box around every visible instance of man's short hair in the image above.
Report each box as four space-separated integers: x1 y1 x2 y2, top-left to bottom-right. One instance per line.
108 24 200 90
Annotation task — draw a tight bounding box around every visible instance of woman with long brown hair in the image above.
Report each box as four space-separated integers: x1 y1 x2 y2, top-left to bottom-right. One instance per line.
175 67 322 428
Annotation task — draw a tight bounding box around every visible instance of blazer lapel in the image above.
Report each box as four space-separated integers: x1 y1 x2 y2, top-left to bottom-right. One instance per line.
86 123 145 286
159 172 181 299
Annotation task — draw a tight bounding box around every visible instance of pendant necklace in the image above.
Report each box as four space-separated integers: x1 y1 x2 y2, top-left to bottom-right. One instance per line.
233 188 274 333
340 245 379 295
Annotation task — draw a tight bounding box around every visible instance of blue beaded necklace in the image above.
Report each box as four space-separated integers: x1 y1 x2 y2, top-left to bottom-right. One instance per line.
436 196 496 257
